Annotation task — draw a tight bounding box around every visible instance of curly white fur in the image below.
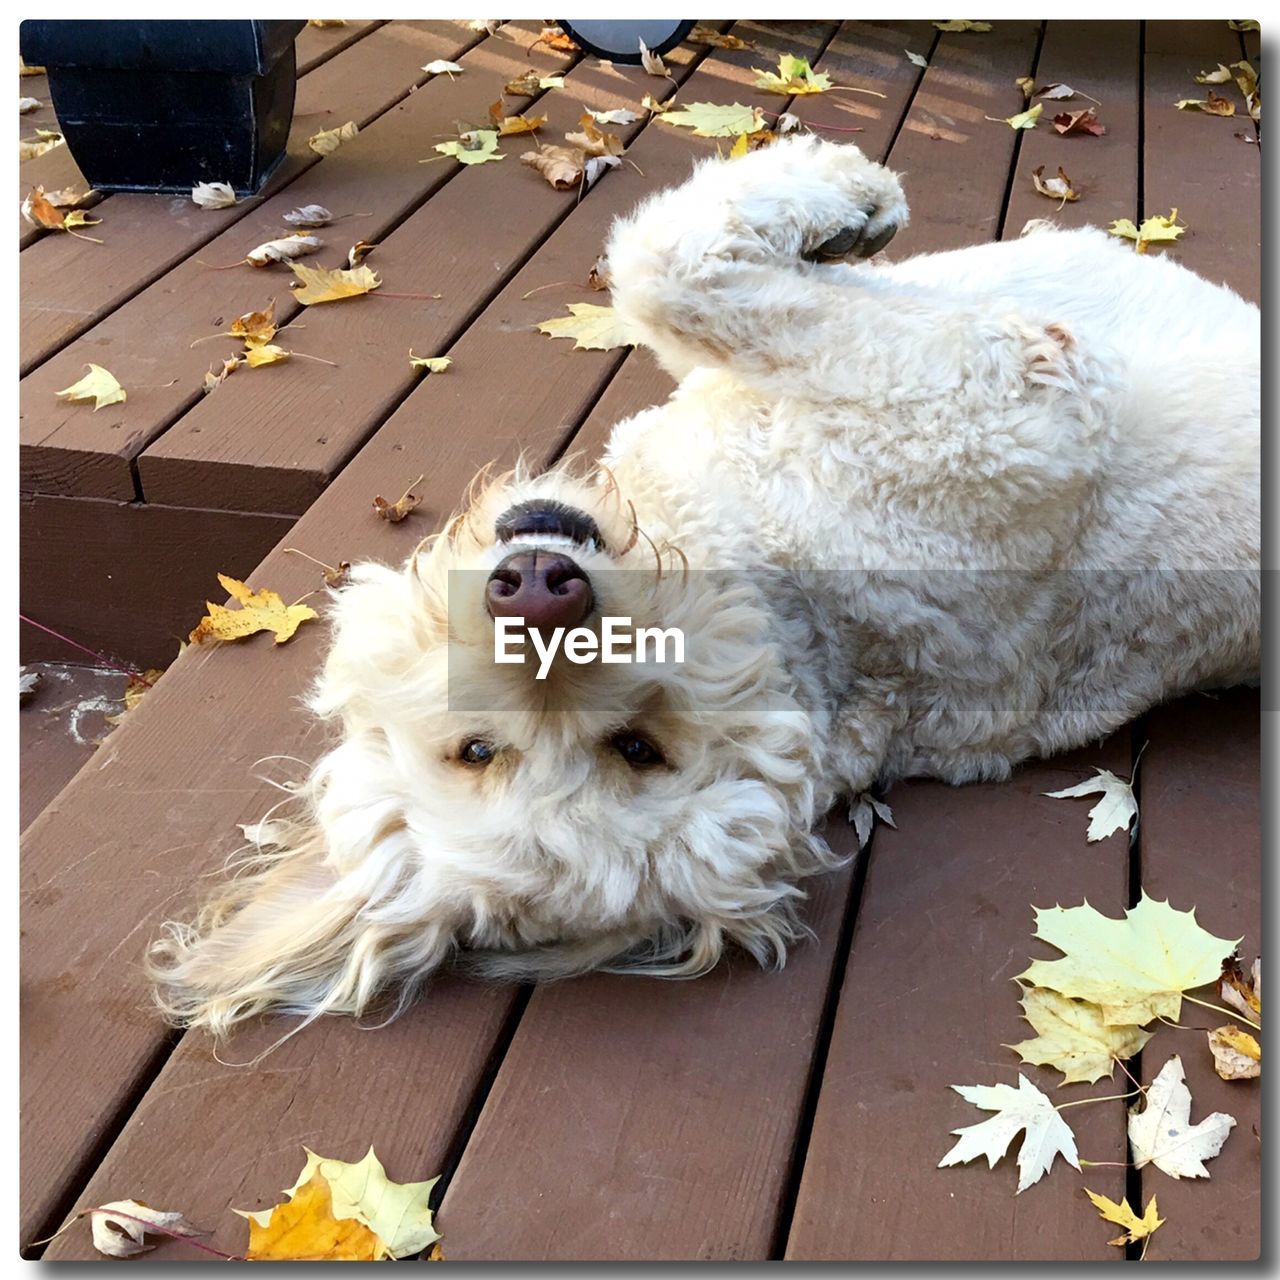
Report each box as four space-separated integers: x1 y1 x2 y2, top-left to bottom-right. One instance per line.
151 138 1259 1037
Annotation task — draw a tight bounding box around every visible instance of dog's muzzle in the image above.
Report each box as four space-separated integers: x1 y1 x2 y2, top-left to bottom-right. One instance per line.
486 550 594 630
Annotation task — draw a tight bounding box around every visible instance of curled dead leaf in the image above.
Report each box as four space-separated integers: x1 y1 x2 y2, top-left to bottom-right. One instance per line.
1052 108 1106 136
244 343 290 368
191 181 237 209
56 364 126 410
1208 1025 1260 1080
90 1200 204 1259
535 27 579 53
347 239 377 267
19 95 42 113
308 120 358 155
421 59 464 75
245 233 322 267
564 113 625 157
373 473 424 522
639 39 672 79
283 204 333 227
409 351 452 373
522 145 618 191
1176 91 1236 116
1031 164 1080 204
229 299 277 345
202 356 243 394
20 129 64 160
504 71 564 94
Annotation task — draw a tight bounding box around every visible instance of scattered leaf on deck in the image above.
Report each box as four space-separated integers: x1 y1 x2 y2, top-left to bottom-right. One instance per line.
20 129 64 160
641 93 668 115
689 26 749 49
939 1074 1080 1194
1007 987 1151 1084
19 668 42 701
1044 767 1136 840
1128 1055 1235 1178
1220 954 1262 1020
1108 209 1185 253
522 144 618 190
19 96 41 113
564 112 625 156
1227 19 1260 30
504 71 564 94
1208 1025 1261 1080
20 59 46 75
535 26 578 54
933 19 993 31
421 59 464 76
487 103 546 136
373 473 424 522
308 120 358 155
347 239 377 267
229 299 278 345
1052 107 1106 135
246 232 322 267
307 18 348 27
283 204 333 227
998 103 1042 129
588 256 611 290
536 302 630 350
753 53 832 95
1196 63 1235 84
244 343 290 367
1084 1189 1165 1248
409 351 452 373
1032 165 1080 204
1017 894 1240 1026
907 50 929 68
433 129 503 165
289 262 381 305
90 1200 203 1259
1176 91 1236 116
639 40 671 78
1231 60 1259 122
1035 83 1079 100
21 187 103 240
42 186 96 208
583 107 639 126
105 668 165 727
56 364 126 411
660 101 765 137
202 356 242 394
190 574 317 645
246 1174 385 1261
192 181 237 209
850 792 895 848
1015 75 1036 97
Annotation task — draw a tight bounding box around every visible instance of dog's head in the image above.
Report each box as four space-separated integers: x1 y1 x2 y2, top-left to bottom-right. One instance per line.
150 463 838 1036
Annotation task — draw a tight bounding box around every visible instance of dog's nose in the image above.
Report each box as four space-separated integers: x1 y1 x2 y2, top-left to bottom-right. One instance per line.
486 550 593 630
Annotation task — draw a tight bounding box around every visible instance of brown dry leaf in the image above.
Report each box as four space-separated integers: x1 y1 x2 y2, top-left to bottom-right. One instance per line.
564 112 625 156
308 120 358 155
1015 75 1036 97
245 232 322 267
247 1174 385 1262
487 98 547 135
56 364 126 410
688 25 749 49
640 93 668 115
1208 1025 1261 1080
1031 164 1080 204
244 343 290 368
189 574 317 646
373 473 424 523
1176 91 1236 116
104 668 165 727
1053 108 1107 136
21 186 103 240
536 25 579 53
522 145 617 190
639 39 672 78
229 299 277 345
425 1242 446 1261
1231 61 1260 122
284 547 351 588
42 186 96 208
587 255 611 290
289 262 381 305
202 356 243 394
504 71 565 94
1221 954 1262 1019
347 239 377 267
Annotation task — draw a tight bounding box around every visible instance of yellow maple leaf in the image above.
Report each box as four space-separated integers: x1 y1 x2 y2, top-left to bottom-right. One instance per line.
660 101 765 137
1084 1189 1164 1248
432 129 503 165
308 120 358 156
247 1173 386 1261
536 303 631 351
1109 209 1186 254
753 53 833 95
189 574 317 645
409 351 452 373
1017 893 1238 1025
1006 987 1151 1084
289 262 381 305
56 364 126 411
228 299 277 345
729 132 751 159
244 343 290 367
1001 103 1043 129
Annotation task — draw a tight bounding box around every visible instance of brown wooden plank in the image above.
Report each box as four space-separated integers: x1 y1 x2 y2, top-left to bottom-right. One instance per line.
441 858 854 1261
786 739 1134 1260
1001 21 1140 238
1144 21 1261 302
134 36 712 515
18 21 482 377
884 21 1042 256
1134 689 1260 1261
20 493 293 670
40 982 517 1260
19 21 564 503
293 18 385 74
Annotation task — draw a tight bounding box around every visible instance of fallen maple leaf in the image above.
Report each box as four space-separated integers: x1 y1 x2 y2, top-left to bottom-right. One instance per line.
641 93 668 115
1032 164 1080 205
244 343 290 367
283 203 333 227
933 19 992 31
347 239 377 267
1220 954 1261 1020
1231 61 1260 122
1007 987 1151 1085
90 1200 203 1259
907 50 930 68
660 101 765 137
191 181 237 209
422 59 464 76
1084 1189 1164 1248
373 473 424 522
289 262 381 305
489 109 546 136
229 300 277 345
536 302 631 350
56 364 126 411
639 39 672 78
41 186 96 209
21 187 103 240
1017 894 1239 1026
504 71 564 94
1045 767 1137 841
20 129 64 160
522 145 618 190
1196 63 1235 84
245 232 322 267
850 792 895 849
202 356 242 394
999 103 1042 130
1053 108 1106 135
754 52 832 95
583 106 640 126
1176 91 1236 116
939 1074 1080 1193
535 25 579 53
688 25 749 49
564 112 625 157
189 574 317 645
1208 1024 1261 1080
308 120 358 155
247 1173 384 1261
1108 209 1185 254
1129 1055 1235 1178
409 351 452 373
433 129 503 165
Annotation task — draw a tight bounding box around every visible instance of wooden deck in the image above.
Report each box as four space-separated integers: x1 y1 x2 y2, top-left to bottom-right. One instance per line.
20 20 1260 1261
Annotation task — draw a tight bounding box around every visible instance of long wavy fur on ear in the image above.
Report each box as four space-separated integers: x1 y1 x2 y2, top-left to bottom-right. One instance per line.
146 807 455 1040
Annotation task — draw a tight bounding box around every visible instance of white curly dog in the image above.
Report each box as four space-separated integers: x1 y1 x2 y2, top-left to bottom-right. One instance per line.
152 138 1259 1037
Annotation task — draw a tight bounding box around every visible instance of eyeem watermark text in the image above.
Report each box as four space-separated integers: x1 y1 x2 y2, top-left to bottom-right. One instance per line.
494 616 685 680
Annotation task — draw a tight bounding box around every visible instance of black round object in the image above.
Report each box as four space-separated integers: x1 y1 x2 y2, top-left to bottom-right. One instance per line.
557 19 696 65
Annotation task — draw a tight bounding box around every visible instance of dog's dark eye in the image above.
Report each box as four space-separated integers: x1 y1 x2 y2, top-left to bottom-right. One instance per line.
459 739 496 766
612 733 664 768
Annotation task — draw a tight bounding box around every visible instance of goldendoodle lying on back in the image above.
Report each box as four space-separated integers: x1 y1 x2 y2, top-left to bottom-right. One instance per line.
151 138 1259 1037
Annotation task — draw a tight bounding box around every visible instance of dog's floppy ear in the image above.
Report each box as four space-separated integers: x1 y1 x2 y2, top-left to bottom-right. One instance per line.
148 812 459 1041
